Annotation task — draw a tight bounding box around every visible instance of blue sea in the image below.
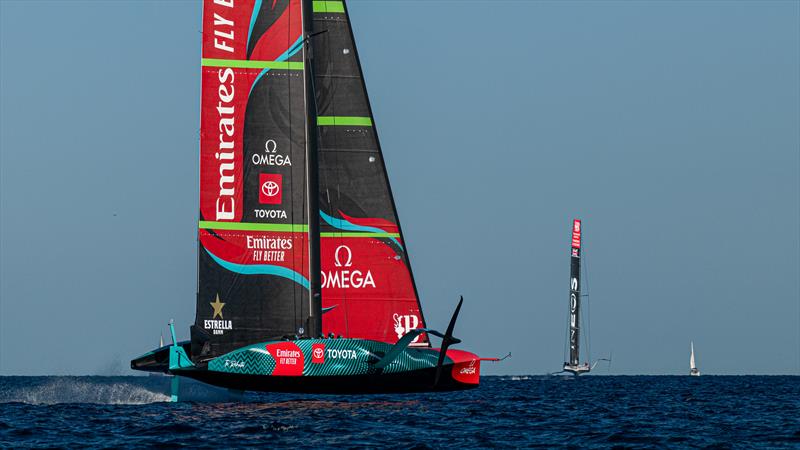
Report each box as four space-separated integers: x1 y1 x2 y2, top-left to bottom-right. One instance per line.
0 375 797 448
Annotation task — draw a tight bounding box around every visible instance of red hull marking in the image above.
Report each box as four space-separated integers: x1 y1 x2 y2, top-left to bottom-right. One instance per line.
311 343 325 364
266 342 304 376
446 349 481 385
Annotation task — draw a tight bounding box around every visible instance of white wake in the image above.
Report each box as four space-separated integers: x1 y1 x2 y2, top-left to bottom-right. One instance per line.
0 377 170 405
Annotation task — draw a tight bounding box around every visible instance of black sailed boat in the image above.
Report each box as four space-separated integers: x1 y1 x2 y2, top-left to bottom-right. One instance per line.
131 0 495 395
559 219 608 376
563 219 590 375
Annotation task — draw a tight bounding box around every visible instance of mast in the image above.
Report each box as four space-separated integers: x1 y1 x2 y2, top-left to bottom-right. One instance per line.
302 0 322 338
568 219 582 367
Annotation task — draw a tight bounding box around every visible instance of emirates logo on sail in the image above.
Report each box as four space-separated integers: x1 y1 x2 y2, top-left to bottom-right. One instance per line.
321 245 376 289
214 67 238 221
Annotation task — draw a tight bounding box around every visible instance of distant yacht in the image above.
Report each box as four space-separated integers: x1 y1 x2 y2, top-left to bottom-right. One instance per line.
690 341 701 376
562 219 590 375
555 219 610 376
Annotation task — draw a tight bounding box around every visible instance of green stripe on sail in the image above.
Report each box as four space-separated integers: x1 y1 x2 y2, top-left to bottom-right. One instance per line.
320 232 400 238
317 116 373 126
201 59 304 70
199 221 308 232
313 1 345 13
199 222 398 238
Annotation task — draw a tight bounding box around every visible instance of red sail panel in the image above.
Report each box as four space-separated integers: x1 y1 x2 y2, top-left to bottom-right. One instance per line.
196 0 309 357
312 2 429 346
571 219 582 249
320 236 424 345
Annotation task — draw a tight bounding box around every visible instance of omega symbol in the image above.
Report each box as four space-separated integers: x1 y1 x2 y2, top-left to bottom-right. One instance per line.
334 245 353 268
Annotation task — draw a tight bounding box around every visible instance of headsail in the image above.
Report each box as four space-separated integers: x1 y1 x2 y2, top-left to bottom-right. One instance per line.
690 342 696 370
311 1 429 346
567 219 582 366
196 0 310 358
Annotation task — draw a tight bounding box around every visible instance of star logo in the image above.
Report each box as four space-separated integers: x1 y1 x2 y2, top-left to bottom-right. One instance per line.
210 294 226 319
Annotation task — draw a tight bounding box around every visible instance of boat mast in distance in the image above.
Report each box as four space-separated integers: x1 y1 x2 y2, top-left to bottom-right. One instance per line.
563 219 591 376
690 341 701 376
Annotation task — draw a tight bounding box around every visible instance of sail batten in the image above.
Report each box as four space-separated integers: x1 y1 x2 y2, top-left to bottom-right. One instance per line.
201 59 305 70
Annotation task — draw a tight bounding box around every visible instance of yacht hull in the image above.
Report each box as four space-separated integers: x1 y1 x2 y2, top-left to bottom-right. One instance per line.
132 338 481 394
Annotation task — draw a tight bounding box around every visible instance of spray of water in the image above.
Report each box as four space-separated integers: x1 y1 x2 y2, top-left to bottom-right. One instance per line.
0 377 170 405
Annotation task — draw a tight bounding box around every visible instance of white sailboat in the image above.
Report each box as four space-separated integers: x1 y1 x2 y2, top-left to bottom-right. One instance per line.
690 341 701 376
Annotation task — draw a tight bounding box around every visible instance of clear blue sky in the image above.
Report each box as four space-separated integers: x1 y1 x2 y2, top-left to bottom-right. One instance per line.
1 1 798 375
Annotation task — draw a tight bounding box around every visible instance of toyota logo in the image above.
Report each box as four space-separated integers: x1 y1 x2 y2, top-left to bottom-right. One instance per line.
313 347 324 359
261 181 280 197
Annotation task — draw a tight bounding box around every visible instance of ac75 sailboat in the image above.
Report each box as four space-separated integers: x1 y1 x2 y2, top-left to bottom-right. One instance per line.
558 219 609 376
131 0 495 394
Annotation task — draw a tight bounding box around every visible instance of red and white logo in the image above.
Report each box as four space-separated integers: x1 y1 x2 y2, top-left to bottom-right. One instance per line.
321 245 376 289
259 173 282 204
393 313 421 343
451 358 480 384
311 343 325 364
265 342 304 376
571 219 581 249
459 359 477 375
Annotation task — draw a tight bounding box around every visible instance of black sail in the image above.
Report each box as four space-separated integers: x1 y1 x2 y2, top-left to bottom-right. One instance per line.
568 219 582 366
311 1 429 345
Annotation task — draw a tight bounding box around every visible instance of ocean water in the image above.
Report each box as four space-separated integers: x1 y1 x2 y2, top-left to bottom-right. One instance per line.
0 375 797 448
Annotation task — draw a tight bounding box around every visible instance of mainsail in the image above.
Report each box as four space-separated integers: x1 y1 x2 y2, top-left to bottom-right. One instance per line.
196 0 309 358
567 219 582 367
194 0 427 360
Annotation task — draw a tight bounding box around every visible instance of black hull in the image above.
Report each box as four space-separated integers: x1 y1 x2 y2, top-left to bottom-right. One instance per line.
174 365 476 394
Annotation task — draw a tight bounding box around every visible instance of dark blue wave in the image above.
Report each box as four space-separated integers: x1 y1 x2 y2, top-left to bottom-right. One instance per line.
0 375 798 448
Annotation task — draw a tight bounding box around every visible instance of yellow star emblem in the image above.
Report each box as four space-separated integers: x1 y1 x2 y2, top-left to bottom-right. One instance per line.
210 294 225 319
